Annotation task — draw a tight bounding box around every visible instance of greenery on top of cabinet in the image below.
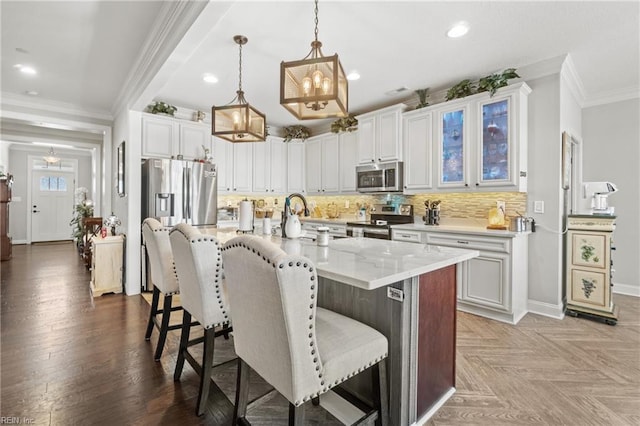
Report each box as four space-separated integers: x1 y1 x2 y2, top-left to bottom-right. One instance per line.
446 68 520 101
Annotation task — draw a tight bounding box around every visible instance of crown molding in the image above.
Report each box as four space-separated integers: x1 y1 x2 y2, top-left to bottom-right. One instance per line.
560 54 586 107
111 1 208 117
1 92 113 123
583 86 640 108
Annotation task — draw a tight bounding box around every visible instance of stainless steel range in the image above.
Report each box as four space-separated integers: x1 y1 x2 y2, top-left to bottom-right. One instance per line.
346 204 414 240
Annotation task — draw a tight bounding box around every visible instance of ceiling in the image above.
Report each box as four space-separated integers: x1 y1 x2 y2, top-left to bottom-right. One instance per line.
1 1 639 138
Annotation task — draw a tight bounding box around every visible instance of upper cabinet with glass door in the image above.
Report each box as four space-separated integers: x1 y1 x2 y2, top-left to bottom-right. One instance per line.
432 82 530 192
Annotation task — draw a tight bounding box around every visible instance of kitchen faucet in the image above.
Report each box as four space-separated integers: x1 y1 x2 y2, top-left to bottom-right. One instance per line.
282 193 310 238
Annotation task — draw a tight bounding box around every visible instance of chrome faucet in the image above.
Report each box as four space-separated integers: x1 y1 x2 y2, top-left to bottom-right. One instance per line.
282 193 310 238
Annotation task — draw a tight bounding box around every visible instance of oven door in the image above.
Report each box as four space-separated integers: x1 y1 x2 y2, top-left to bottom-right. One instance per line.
363 227 391 240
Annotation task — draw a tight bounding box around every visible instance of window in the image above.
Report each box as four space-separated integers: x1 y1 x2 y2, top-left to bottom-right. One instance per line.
39 176 68 191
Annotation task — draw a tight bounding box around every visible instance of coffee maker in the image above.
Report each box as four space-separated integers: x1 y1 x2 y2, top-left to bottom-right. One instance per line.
581 181 618 215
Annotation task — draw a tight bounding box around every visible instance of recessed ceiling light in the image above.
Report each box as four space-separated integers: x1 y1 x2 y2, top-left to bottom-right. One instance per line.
203 73 218 84
347 71 360 81
447 21 470 38
14 63 37 75
25 90 39 96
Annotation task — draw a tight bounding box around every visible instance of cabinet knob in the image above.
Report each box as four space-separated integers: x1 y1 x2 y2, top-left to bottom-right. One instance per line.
475 183 479 187
322 189 325 192
371 159 375 163
378 158 381 162
464 183 469 187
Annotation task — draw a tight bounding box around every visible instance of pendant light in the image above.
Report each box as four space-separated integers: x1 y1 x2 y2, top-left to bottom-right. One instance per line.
280 0 348 120
43 147 60 164
212 35 266 143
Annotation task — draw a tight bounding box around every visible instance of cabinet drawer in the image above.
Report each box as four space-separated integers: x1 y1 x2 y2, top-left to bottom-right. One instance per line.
392 230 423 243
327 225 346 236
425 233 510 253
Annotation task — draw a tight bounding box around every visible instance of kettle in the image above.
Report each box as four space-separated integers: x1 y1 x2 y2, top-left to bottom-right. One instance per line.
284 214 302 239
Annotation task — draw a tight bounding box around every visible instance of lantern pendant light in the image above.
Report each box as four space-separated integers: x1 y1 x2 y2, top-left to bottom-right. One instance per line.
280 0 348 120
212 35 266 142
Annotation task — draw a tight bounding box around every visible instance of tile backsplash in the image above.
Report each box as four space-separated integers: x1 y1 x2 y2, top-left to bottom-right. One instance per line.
219 192 527 221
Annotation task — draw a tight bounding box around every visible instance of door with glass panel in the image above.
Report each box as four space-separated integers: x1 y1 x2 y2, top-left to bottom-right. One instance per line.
31 170 75 242
477 96 513 187
437 105 469 189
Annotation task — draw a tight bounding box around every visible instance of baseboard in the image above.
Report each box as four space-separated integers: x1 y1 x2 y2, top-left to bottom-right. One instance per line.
12 239 28 245
413 387 456 426
613 282 640 297
527 299 565 319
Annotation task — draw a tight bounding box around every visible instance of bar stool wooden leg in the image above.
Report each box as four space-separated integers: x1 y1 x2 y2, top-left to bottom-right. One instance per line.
233 358 250 425
288 403 305 426
373 360 389 426
145 286 160 340
196 327 215 416
174 310 191 381
154 294 173 360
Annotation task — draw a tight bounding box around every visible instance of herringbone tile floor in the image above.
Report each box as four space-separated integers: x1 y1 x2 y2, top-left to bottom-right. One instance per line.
428 295 640 425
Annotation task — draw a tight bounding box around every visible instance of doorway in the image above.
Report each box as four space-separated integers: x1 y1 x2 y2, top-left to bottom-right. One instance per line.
29 158 78 242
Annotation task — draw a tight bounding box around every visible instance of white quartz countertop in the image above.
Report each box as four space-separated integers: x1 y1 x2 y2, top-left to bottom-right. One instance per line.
300 217 350 224
392 222 530 237
205 228 478 290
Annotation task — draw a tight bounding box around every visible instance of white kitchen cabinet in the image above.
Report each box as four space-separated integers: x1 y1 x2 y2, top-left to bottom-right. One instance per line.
253 136 287 194
141 113 210 160
402 109 433 191
391 227 528 324
339 131 358 192
301 220 347 237
90 235 124 297
433 82 530 192
356 104 404 164
213 136 233 192
304 134 340 194
232 142 253 193
287 142 305 194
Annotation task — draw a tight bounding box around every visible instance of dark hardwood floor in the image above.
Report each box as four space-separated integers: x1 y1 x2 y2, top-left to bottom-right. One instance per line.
2 242 639 425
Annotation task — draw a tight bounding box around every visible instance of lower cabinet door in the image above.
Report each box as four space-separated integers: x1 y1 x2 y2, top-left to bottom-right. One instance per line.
568 268 609 310
460 251 510 312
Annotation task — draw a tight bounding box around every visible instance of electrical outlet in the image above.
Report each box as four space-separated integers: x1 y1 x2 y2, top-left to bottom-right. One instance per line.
387 287 404 302
345 200 350 209
496 201 505 212
534 200 544 213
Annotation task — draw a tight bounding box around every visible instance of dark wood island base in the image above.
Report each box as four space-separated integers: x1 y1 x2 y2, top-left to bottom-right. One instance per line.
318 264 457 425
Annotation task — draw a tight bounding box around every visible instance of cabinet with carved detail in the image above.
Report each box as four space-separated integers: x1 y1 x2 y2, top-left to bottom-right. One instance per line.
565 215 617 324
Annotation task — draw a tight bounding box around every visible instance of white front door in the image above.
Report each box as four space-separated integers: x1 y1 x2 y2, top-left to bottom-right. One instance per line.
31 170 75 242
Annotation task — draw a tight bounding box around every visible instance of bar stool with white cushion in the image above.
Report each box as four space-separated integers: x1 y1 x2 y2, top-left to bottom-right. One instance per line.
142 217 183 361
221 235 389 426
169 223 232 416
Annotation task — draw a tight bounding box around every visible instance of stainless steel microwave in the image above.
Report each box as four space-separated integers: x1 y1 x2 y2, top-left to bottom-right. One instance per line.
356 161 403 193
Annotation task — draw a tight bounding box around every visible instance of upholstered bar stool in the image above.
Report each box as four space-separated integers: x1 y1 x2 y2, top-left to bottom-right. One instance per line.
169 223 232 416
221 235 389 426
142 218 184 360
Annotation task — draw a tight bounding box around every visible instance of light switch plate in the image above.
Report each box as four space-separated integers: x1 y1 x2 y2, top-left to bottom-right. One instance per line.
387 287 404 302
534 200 544 213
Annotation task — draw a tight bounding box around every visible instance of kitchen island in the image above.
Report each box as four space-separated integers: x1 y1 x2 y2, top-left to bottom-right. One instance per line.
206 228 479 425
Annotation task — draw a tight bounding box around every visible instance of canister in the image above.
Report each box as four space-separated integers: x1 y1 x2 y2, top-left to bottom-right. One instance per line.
317 226 330 246
509 216 526 232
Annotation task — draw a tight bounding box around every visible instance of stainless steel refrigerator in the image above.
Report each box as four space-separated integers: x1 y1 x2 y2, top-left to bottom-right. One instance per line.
141 158 217 227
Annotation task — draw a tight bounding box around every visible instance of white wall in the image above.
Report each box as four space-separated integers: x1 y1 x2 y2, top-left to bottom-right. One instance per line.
526 74 565 318
8 147 92 242
0 142 10 173
583 98 640 295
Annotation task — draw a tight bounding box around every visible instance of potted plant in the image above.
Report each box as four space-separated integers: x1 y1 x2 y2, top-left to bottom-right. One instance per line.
477 68 520 96
149 101 177 116
414 88 430 109
283 125 311 142
330 115 358 133
69 201 94 252
445 79 476 101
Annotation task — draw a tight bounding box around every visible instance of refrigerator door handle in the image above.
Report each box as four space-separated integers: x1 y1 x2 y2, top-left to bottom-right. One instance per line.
186 167 192 219
182 167 187 219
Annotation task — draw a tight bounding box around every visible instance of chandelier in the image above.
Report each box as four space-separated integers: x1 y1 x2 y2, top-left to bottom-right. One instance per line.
212 35 266 143
43 147 60 164
280 0 348 120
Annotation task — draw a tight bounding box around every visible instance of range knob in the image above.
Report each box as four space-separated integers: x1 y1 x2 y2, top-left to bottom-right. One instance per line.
370 207 376 213
400 206 408 213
